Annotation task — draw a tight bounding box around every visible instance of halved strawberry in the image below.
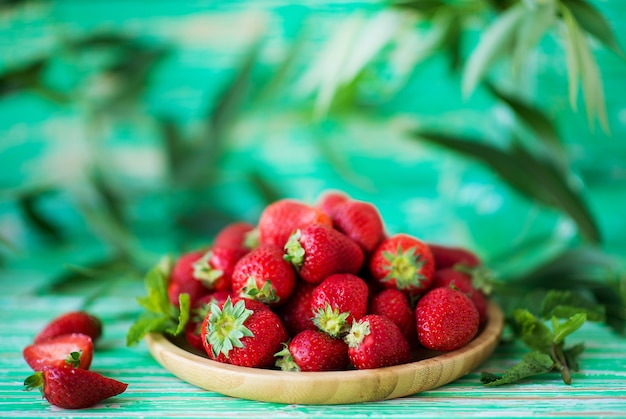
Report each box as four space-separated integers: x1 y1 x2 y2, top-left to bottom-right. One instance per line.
369 234 435 295
34 311 102 344
24 367 128 409
23 333 93 371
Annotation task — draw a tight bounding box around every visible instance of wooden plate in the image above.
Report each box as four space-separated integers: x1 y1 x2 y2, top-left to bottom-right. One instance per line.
145 302 503 405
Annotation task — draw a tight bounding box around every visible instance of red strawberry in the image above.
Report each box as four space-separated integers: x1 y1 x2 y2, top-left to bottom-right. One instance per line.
427 243 481 270
24 367 128 409
23 333 93 371
330 200 385 254
192 247 246 292
310 273 369 337
283 224 364 284
276 280 317 336
368 288 418 348
344 314 411 369
317 190 350 218
167 250 211 306
185 291 235 352
34 312 102 344
415 286 479 351
369 234 435 295
201 297 288 368
275 329 349 372
431 268 488 325
231 245 296 307
258 199 332 248
213 221 258 251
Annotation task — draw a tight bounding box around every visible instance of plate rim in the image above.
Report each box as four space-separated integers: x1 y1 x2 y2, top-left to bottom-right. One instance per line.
145 301 503 404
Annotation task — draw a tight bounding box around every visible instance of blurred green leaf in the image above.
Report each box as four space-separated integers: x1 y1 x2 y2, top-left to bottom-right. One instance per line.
89 170 126 229
486 82 563 160
541 290 605 322
511 1 555 75
462 2 526 98
246 170 285 206
563 342 585 372
0 58 47 97
413 131 600 243
562 0 624 57
390 0 446 16
561 4 609 133
157 116 188 182
17 189 64 242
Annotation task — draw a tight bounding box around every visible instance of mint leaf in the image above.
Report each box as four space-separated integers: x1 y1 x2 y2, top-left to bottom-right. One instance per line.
553 313 587 345
481 351 554 386
541 290 605 322
137 256 173 315
126 313 171 347
175 293 191 336
513 309 553 353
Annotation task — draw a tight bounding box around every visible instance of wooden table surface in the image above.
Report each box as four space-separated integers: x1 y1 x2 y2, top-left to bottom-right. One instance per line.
2 256 625 419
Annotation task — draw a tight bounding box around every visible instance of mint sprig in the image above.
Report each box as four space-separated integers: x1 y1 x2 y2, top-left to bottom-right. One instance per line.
481 305 588 386
126 256 190 346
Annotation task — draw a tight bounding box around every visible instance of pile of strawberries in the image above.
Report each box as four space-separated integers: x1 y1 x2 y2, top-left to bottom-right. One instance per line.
171 190 489 372
22 311 128 409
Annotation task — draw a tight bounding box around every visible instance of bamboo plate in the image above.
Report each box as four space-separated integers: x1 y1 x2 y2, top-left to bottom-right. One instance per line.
145 302 503 405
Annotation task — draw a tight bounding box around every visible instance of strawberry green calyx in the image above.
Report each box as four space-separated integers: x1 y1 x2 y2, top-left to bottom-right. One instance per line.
382 245 427 290
240 277 279 305
64 351 82 368
313 303 351 338
206 297 254 358
344 319 371 349
192 251 224 287
23 371 44 395
283 230 305 269
274 343 300 371
243 228 260 250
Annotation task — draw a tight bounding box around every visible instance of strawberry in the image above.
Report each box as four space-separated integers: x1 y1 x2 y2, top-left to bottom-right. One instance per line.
213 221 258 251
369 234 435 295
275 329 349 372
344 314 411 369
185 291 234 352
276 280 317 337
258 199 332 248
431 268 488 325
330 200 385 254
34 311 102 344
231 244 296 307
201 297 288 368
283 224 364 284
368 288 418 348
317 190 350 218
23 333 93 371
24 367 128 409
192 246 246 292
167 250 211 306
427 243 481 270
415 286 479 351
310 273 369 337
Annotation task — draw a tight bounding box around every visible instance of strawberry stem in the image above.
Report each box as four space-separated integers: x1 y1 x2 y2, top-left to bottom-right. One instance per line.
64 351 82 368
240 277 279 305
382 245 427 290
192 251 224 287
313 303 350 338
274 343 300 371
206 297 254 358
283 230 305 269
344 318 371 348
23 372 44 396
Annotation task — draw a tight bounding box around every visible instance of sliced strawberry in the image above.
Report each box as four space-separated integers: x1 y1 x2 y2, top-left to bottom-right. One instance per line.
24 367 128 409
34 311 102 344
23 333 93 371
